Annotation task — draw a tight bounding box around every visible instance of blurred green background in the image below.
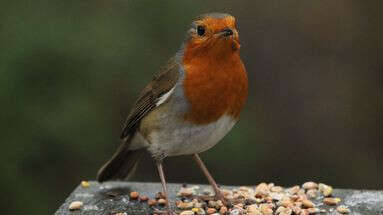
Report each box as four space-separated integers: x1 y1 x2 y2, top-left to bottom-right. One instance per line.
1 0 383 214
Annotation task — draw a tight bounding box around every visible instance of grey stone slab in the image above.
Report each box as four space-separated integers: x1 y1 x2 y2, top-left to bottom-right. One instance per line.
55 181 383 215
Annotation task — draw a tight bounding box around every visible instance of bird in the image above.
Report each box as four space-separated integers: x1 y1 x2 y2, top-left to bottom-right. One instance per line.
97 12 248 214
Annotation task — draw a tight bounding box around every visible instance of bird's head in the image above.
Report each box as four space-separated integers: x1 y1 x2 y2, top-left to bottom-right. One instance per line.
183 13 240 59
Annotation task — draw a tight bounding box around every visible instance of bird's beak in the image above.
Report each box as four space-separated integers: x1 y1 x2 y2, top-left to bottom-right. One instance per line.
215 28 235 38
214 27 240 50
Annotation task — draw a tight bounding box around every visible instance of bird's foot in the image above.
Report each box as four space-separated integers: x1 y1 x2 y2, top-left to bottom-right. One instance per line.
214 191 232 207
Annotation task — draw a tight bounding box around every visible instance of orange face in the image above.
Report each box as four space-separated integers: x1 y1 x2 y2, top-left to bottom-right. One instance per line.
185 14 240 55
182 14 248 125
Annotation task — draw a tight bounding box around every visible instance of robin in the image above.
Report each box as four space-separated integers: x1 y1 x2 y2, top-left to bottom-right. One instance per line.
97 12 248 214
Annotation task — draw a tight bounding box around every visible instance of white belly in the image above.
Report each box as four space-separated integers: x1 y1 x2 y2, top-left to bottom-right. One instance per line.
145 115 236 159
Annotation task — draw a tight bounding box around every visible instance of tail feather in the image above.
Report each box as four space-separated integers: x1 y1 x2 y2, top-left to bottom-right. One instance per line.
97 140 145 182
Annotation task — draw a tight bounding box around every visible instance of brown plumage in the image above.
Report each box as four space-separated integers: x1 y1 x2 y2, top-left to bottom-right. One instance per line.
97 57 179 182
120 57 179 139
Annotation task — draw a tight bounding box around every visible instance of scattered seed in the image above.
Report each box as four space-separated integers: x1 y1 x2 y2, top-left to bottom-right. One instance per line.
81 181 90 188
265 196 273 203
230 208 241 215
68 201 83 210
176 201 194 210
260 203 273 215
294 201 302 207
194 202 205 208
216 200 224 208
270 192 284 201
279 196 294 208
297 194 308 202
323 197 341 205
197 208 206 215
129 191 139 199
234 203 244 210
291 206 301 214
208 200 218 208
206 207 217 214
157 198 167 205
167 182 346 215
302 182 318 190
255 183 270 197
148 199 157 206
300 209 310 215
336 205 350 214
306 189 318 198
270 186 283 193
302 199 315 208
239 186 252 192
177 188 194 197
306 207 320 214
192 207 199 212
276 206 286 213
276 206 292 215
179 210 194 215
298 189 306 196
290 195 299 201
287 186 301 195
246 205 261 215
318 183 333 197
203 188 214 196
219 206 228 214
221 189 233 197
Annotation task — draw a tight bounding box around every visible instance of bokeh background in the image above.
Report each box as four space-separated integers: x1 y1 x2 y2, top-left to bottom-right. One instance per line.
1 0 383 214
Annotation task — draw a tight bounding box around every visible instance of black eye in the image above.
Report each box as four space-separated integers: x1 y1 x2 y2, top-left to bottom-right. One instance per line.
197 25 205 36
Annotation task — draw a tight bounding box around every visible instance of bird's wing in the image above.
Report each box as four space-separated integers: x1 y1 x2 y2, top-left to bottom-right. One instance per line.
120 56 179 139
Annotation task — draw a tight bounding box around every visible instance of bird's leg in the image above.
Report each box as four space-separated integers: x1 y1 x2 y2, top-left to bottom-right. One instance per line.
192 154 229 206
154 160 175 215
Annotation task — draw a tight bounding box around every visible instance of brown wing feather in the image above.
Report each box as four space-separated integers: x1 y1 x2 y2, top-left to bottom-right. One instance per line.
120 57 179 139
96 57 178 182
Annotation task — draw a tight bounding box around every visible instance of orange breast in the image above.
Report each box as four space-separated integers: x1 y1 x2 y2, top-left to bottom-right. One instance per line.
182 41 248 125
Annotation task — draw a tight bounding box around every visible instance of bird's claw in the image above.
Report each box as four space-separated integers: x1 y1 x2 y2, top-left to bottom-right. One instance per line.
214 192 232 207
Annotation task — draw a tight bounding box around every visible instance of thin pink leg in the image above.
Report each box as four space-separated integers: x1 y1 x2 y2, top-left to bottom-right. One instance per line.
155 160 174 215
193 154 227 204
